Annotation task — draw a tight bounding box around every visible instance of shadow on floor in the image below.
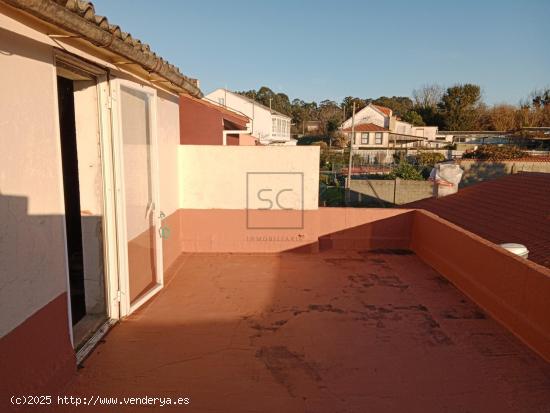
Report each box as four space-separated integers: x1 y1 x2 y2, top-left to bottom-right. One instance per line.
52 249 550 413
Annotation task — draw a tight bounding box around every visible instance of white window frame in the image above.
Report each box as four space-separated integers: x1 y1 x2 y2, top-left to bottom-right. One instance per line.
111 78 164 317
361 133 370 144
375 132 383 144
53 51 121 348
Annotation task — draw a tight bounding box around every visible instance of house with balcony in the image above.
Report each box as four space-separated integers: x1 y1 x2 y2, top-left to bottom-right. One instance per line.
341 103 440 149
205 88 296 146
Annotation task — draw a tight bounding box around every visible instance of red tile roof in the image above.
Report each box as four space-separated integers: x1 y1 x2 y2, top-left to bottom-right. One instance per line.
407 173 550 269
342 123 388 132
371 104 392 117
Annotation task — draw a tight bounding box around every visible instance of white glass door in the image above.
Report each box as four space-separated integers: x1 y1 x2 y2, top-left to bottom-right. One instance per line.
113 80 163 316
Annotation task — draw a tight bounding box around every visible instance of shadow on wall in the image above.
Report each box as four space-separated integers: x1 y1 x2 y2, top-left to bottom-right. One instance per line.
285 212 414 253
460 162 507 187
0 193 75 403
348 189 394 208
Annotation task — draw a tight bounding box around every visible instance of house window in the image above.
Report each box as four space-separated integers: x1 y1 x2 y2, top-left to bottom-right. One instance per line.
272 118 277 135
218 97 225 106
375 132 383 144
361 133 369 144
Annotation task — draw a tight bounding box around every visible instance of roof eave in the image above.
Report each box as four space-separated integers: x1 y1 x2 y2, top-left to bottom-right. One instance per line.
4 0 202 97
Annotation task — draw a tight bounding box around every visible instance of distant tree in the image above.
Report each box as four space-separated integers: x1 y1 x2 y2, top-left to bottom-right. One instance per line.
530 88 550 108
439 84 482 130
371 96 413 117
331 132 349 148
291 99 319 133
412 84 444 109
318 100 344 135
401 110 425 126
516 88 550 127
236 86 291 116
341 96 368 120
415 106 446 128
412 84 445 127
486 104 518 131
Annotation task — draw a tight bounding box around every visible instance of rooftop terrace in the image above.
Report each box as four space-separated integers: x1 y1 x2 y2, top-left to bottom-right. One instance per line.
58 248 550 412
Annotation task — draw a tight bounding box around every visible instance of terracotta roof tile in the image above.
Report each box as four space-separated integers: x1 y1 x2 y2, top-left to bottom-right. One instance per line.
342 123 388 132
6 0 201 96
407 173 550 269
371 104 392 117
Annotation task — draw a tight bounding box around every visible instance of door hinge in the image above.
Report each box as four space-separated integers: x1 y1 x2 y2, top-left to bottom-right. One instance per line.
115 290 121 302
106 96 114 110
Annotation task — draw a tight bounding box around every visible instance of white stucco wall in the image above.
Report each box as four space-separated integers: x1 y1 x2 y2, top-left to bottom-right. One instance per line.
394 120 413 135
178 146 320 210
412 126 438 140
342 105 386 129
352 131 389 147
205 89 291 143
0 7 183 337
0 13 68 337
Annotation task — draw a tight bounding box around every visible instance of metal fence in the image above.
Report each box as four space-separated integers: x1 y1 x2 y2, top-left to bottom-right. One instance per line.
319 148 451 207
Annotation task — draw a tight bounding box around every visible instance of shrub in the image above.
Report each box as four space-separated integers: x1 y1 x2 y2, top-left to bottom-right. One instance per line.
413 151 446 179
462 145 527 161
389 161 424 180
414 151 445 167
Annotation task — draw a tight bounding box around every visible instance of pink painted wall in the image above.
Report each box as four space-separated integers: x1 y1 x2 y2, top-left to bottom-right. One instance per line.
0 294 75 409
411 210 550 362
178 208 414 253
238 134 258 146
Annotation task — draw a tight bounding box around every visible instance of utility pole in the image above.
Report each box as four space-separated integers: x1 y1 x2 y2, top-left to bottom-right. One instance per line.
345 102 356 204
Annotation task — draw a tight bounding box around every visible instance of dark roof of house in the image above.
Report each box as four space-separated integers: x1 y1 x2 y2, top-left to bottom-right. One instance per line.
342 123 388 132
5 0 201 96
407 173 550 269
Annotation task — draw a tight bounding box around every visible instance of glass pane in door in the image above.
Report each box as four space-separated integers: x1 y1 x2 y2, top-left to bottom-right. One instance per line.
120 86 159 303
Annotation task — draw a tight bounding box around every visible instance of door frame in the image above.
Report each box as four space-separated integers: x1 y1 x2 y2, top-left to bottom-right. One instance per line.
53 50 121 340
111 77 164 317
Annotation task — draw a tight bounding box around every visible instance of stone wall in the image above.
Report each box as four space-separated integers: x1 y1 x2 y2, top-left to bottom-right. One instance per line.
350 179 433 206
459 160 550 187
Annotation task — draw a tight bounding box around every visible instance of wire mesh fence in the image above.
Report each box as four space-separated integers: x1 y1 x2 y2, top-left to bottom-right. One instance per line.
319 148 449 207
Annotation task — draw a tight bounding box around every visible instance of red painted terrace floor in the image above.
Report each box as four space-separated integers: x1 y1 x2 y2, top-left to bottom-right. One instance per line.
58 251 549 412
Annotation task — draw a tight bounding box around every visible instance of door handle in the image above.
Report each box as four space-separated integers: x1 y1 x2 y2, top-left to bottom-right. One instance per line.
159 226 170 239
145 201 155 218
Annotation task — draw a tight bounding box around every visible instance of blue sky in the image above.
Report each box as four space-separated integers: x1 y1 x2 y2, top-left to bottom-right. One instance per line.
92 0 549 105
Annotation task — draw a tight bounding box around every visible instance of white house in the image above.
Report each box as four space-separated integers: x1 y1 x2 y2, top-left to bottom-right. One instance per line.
205 88 295 145
341 103 440 148
342 104 391 130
